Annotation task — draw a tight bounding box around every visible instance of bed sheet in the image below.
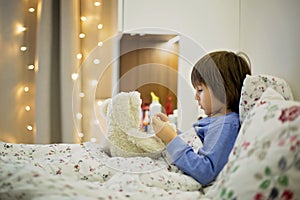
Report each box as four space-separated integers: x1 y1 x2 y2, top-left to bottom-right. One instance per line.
0 130 210 200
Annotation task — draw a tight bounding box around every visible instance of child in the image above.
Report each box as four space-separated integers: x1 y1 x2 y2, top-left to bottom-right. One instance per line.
152 51 251 186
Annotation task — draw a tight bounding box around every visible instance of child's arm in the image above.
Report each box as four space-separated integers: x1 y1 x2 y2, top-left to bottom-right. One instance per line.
152 115 177 144
166 121 239 186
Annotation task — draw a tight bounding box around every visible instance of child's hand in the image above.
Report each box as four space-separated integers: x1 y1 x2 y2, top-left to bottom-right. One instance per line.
155 113 169 122
152 115 177 144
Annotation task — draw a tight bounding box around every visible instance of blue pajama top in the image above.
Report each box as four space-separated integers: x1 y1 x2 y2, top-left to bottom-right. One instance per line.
166 112 240 186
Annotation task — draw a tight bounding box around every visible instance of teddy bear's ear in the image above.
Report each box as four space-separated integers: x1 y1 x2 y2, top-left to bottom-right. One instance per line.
100 98 112 118
129 91 142 108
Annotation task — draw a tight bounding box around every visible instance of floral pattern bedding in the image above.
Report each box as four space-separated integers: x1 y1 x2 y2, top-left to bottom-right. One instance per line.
206 87 300 199
2 74 299 200
239 74 294 124
0 129 207 200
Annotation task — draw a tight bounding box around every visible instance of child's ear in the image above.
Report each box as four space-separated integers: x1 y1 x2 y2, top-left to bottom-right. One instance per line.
100 98 112 118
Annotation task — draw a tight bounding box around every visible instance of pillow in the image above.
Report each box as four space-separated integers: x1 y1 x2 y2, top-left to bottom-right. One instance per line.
206 88 300 199
259 87 285 101
239 74 294 124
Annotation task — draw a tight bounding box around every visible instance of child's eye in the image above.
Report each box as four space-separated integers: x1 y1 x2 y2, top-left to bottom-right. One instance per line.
198 89 203 93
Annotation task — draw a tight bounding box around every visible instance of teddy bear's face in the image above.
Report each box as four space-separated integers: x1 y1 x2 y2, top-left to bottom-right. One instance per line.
100 91 166 157
101 91 142 133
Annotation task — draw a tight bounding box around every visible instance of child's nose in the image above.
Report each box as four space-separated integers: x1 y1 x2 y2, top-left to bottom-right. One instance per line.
195 93 199 101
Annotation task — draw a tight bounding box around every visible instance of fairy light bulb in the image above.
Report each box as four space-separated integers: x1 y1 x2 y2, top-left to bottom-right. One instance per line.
28 8 35 13
79 33 85 38
81 16 87 21
91 80 98 86
24 86 29 92
97 24 103 30
78 132 84 138
71 73 79 80
93 59 100 65
27 125 33 131
20 27 26 32
79 92 85 98
97 41 103 47
17 26 27 33
76 53 82 60
94 2 101 6
25 106 31 111
20 46 27 51
76 113 83 119
28 64 35 70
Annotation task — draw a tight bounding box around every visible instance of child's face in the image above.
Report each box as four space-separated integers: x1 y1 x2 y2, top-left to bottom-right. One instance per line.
194 84 225 117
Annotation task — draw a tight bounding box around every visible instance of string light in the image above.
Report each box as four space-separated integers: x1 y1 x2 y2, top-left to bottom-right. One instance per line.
20 46 27 51
76 113 83 119
71 73 79 80
79 92 85 98
97 41 103 46
79 33 86 38
91 80 98 86
78 132 84 138
28 7 35 13
77 0 106 142
27 64 35 70
94 2 101 7
76 53 83 60
97 23 103 30
93 58 100 64
24 86 29 92
27 125 33 131
17 25 27 33
25 106 31 111
16 1 39 139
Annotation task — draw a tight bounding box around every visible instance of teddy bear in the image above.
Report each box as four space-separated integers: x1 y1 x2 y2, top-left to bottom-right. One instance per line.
100 91 166 158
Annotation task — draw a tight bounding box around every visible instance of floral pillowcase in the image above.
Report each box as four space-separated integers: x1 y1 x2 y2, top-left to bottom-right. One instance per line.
239 74 294 124
206 87 300 199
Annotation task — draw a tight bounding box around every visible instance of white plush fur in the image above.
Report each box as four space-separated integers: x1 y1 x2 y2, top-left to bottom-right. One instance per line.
100 91 165 158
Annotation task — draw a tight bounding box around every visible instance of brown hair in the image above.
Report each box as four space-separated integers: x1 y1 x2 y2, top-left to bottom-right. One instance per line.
191 51 251 113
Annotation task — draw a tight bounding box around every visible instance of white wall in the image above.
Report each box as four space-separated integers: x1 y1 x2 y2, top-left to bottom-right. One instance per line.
123 0 300 132
240 0 300 100
123 0 239 131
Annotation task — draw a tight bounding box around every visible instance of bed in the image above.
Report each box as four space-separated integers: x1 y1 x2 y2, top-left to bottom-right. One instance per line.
0 129 208 200
1 74 299 200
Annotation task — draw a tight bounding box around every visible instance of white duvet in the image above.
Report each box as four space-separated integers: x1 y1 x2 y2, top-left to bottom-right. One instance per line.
0 131 210 200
